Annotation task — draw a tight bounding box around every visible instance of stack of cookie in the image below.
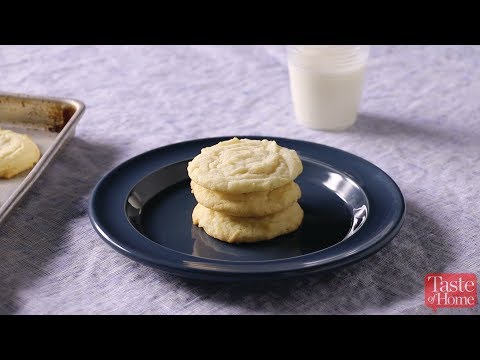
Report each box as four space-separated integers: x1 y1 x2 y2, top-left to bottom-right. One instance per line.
187 138 304 243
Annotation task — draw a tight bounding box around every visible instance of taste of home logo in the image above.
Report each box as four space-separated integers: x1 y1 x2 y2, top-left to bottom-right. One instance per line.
425 273 477 312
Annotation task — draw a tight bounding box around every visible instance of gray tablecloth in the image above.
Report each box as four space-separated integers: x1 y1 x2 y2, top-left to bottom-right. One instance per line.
0 45 478 314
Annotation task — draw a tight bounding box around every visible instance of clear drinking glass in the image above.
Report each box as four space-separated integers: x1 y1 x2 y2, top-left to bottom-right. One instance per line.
287 45 370 131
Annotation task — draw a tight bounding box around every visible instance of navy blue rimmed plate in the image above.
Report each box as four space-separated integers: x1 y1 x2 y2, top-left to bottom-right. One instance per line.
89 136 405 281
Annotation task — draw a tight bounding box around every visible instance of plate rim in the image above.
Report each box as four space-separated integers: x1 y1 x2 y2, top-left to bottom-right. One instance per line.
89 136 406 280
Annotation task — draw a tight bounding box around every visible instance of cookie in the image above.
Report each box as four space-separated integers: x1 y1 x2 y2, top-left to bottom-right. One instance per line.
192 202 304 243
187 138 303 194
0 129 41 179
191 180 301 217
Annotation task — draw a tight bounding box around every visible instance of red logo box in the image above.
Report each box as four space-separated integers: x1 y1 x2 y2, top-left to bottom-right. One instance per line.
425 273 477 312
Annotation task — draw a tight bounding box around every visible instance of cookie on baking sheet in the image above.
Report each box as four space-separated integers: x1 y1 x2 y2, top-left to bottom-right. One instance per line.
191 180 301 217
0 129 41 179
187 137 303 194
192 202 304 244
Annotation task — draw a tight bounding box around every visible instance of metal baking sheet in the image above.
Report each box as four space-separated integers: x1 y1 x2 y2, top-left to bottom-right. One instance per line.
0 92 85 224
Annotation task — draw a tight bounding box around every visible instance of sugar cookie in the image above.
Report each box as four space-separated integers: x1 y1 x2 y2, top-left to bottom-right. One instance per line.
192 202 304 243
187 138 303 194
0 129 41 179
191 181 301 217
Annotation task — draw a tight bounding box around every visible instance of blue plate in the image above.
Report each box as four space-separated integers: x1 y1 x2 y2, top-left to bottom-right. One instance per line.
89 136 405 281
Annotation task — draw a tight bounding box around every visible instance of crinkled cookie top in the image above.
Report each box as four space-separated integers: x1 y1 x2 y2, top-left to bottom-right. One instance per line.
187 138 303 193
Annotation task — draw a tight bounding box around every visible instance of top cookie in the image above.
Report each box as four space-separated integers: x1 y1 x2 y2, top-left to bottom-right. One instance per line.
187 138 303 193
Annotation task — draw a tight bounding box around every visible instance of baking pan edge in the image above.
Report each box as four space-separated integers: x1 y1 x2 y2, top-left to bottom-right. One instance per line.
0 92 86 225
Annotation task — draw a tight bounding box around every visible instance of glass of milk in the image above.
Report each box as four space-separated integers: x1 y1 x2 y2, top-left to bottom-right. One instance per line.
287 45 370 131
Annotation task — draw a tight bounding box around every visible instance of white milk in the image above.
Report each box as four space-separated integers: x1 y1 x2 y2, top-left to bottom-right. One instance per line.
287 45 369 131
